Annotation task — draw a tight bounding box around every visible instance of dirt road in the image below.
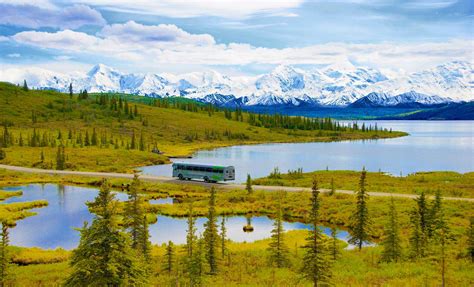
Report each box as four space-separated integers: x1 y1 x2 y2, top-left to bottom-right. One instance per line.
1 164 472 202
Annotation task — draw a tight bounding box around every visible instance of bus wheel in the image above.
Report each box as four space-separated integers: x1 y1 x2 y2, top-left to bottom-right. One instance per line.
204 176 209 183
178 174 184 180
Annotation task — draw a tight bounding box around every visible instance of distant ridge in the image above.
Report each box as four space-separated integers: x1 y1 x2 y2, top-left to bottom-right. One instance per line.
1 61 472 108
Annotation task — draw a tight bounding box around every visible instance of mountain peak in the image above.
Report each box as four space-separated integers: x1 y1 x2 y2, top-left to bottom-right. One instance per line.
87 64 118 77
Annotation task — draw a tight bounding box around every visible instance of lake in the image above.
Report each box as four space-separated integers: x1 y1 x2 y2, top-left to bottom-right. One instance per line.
1 184 352 249
141 121 474 182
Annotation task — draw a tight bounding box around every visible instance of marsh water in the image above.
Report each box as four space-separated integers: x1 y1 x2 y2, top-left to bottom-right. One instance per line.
1 184 351 249
141 121 474 182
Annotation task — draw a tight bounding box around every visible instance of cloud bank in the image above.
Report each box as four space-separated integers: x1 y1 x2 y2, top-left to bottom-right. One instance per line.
10 20 472 74
0 3 105 29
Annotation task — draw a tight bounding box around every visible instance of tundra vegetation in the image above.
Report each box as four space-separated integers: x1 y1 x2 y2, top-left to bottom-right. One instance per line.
0 169 472 286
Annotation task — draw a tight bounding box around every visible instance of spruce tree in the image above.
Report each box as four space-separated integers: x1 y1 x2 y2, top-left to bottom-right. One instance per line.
124 174 151 263
91 128 98 146
330 227 339 261
163 241 175 274
410 191 429 259
185 203 201 286
139 131 145 151
65 179 147 286
348 168 372 251
468 217 474 263
0 148 5 161
0 222 10 287
22 80 28 91
381 197 402 262
268 196 290 267
246 174 253 195
204 187 219 274
69 83 73 98
428 189 443 238
301 178 332 286
131 130 136 150
220 217 227 260
84 131 90 146
329 178 335 196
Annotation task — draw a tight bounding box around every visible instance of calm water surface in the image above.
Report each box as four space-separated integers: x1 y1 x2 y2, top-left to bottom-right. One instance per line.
1 184 351 249
141 121 473 182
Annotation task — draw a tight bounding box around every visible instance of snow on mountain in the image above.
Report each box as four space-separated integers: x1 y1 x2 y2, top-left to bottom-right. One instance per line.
2 61 472 107
350 91 451 108
367 61 473 102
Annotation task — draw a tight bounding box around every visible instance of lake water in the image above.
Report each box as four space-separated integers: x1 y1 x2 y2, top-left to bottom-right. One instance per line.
141 121 474 182
1 184 351 249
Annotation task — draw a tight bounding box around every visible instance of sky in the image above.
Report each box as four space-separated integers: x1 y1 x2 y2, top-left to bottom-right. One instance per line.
0 0 472 76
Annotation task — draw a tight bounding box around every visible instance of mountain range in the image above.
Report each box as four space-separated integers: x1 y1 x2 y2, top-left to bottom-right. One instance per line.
1 60 472 108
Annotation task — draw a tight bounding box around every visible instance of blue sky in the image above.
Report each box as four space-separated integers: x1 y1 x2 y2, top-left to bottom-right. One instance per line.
0 0 472 75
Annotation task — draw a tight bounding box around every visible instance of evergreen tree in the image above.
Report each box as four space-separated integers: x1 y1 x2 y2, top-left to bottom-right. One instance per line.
22 80 28 91
91 128 98 146
65 179 147 286
468 217 474 263
55 145 66 170
268 196 290 268
84 131 90 146
381 197 402 262
301 178 332 286
185 203 201 286
0 222 10 287
204 187 219 274
246 174 253 195
131 130 136 150
329 178 335 196
163 241 175 274
124 174 151 263
348 168 372 251
428 189 443 238
0 148 5 161
410 191 429 259
220 217 227 260
139 131 145 151
330 227 339 261
69 83 73 98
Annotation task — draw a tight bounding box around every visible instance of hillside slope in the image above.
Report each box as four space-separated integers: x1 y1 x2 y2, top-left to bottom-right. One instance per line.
0 83 403 172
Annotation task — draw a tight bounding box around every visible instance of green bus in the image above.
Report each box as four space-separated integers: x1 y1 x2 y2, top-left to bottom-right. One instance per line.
172 163 235 182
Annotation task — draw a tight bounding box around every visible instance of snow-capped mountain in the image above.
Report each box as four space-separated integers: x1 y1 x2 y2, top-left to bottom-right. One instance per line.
349 91 451 108
1 61 472 107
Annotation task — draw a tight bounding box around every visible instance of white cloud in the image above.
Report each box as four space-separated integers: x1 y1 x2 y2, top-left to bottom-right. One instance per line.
0 3 105 29
0 0 56 9
7 53 20 57
63 0 304 18
9 22 473 74
13 30 100 51
99 21 215 46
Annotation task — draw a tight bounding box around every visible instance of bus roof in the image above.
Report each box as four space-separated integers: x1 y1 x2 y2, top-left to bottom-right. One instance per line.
172 162 233 169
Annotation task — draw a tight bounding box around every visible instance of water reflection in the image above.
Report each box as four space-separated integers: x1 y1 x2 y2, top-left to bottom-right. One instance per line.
1 184 352 249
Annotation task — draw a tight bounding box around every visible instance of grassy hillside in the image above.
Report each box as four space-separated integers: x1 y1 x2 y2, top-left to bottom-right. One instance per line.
0 82 404 172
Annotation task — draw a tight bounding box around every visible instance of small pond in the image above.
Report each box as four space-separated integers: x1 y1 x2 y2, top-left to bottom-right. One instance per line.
1 184 358 249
